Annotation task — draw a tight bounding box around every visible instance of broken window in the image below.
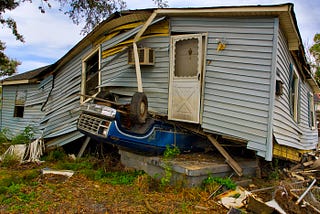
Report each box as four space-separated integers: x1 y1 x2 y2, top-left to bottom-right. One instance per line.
308 93 316 129
81 49 100 103
289 64 299 122
14 90 26 118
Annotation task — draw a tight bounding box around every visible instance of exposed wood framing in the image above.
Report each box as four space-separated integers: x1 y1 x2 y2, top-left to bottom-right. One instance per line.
207 134 243 176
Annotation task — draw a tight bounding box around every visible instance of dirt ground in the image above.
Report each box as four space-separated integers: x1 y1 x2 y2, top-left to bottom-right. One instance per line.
0 143 319 213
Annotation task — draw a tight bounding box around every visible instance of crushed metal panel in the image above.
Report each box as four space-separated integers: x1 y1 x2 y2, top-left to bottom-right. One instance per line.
45 131 84 147
101 17 168 58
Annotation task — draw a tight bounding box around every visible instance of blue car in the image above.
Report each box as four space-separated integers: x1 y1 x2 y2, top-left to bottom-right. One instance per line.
77 103 205 155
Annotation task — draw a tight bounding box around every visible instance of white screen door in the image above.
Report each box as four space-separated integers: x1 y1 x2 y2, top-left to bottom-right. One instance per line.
168 34 203 123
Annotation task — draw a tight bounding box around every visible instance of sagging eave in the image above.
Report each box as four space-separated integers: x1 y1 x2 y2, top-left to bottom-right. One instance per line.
34 3 310 94
129 4 310 93
0 79 34 86
45 12 152 78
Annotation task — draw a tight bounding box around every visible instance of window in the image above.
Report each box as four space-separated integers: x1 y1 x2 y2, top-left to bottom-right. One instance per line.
308 93 316 129
289 64 299 122
174 38 199 77
14 91 26 118
81 48 100 103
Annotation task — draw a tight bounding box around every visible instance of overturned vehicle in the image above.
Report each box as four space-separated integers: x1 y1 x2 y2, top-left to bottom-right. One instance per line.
77 93 206 155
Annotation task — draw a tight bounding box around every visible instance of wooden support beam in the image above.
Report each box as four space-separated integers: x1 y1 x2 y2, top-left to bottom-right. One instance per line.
77 136 91 158
133 42 143 93
207 134 243 176
132 11 157 93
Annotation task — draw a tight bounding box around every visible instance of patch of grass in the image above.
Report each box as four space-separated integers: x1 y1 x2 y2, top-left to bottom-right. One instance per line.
0 128 10 144
0 154 20 168
268 158 280 180
90 170 145 185
202 176 236 191
56 159 94 171
42 148 67 162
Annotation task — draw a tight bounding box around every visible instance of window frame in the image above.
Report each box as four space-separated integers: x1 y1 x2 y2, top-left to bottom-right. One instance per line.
308 92 316 129
81 47 101 103
289 65 299 122
13 90 26 118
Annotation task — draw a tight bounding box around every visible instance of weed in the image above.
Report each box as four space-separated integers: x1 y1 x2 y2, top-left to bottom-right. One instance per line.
268 158 280 180
160 163 173 187
202 176 236 191
0 153 20 167
11 126 35 145
0 128 10 143
163 144 180 159
160 145 180 187
100 171 144 185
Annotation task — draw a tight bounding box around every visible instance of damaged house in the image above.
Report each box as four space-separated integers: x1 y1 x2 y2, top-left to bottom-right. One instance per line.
1 3 318 164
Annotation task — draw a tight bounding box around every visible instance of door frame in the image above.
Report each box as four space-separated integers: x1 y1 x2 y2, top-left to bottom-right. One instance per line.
168 33 207 124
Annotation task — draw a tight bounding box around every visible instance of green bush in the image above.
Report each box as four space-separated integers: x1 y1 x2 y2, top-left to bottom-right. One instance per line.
11 126 35 145
202 176 236 191
0 128 10 144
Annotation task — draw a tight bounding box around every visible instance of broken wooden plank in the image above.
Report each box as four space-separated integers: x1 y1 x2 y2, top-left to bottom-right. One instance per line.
302 160 314 167
207 135 243 176
295 179 317 205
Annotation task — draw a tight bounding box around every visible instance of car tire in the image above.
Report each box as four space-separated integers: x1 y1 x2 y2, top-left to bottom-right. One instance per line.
130 92 148 124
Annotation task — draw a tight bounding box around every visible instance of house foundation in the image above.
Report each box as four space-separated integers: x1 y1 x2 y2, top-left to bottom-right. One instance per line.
119 150 259 187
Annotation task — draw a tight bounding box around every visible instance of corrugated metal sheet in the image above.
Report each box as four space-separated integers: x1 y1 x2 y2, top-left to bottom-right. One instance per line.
100 36 170 114
170 17 275 158
273 29 318 150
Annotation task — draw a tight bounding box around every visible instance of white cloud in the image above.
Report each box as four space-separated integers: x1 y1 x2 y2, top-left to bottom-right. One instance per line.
0 1 84 73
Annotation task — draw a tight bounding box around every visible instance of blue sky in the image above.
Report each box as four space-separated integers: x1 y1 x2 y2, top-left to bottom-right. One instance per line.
1 0 319 74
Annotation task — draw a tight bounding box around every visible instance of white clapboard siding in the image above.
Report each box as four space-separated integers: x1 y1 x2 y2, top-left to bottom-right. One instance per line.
100 36 170 114
1 84 45 138
273 30 318 150
39 47 91 146
171 16 275 159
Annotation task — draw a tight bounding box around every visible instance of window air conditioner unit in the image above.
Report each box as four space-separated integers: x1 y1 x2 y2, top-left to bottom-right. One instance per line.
128 47 155 65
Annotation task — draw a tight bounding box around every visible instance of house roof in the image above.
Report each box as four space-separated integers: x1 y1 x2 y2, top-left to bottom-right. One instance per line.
3 3 317 91
51 3 311 75
1 65 52 86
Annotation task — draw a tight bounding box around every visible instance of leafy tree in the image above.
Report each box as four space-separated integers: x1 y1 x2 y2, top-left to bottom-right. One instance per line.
0 0 168 76
309 33 320 85
0 0 23 77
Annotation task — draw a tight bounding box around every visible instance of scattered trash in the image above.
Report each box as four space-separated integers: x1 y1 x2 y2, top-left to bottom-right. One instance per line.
0 144 26 162
265 199 286 214
216 186 251 209
24 138 45 162
0 137 45 163
41 168 75 178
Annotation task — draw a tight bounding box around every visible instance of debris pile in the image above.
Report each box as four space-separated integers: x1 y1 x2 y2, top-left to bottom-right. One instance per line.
214 154 320 213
